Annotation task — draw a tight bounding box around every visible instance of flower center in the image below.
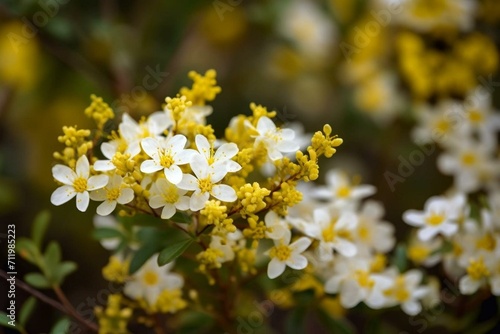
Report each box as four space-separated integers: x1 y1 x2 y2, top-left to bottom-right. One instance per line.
270 245 291 261
143 270 159 286
461 152 477 166
198 177 214 193
410 0 448 19
358 224 370 241
426 213 445 226
106 188 121 201
384 276 410 302
163 190 179 204
468 109 484 124
467 258 490 280
73 177 88 193
355 270 374 288
160 151 175 168
408 245 430 263
476 234 496 251
435 119 451 134
336 186 351 198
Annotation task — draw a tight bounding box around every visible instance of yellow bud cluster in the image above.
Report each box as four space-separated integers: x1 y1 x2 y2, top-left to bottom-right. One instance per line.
200 200 236 234
267 181 303 216
196 247 225 284
95 294 132 334
236 247 257 274
85 94 114 130
179 69 221 106
53 126 93 168
166 95 192 122
310 125 343 158
102 256 130 283
237 183 271 217
153 289 187 314
243 216 268 241
290 272 324 298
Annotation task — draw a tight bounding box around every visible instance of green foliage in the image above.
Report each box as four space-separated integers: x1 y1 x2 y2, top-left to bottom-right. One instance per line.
158 238 194 266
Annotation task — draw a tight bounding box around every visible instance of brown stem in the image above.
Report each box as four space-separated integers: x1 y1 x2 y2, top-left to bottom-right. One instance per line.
0 270 98 332
52 285 99 332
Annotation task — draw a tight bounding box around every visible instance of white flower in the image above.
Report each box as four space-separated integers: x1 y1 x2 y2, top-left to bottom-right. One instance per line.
310 169 376 208
148 178 190 219
382 269 429 316
354 201 395 255
403 194 464 241
177 152 237 211
437 140 499 193
250 116 300 161
50 155 108 212
459 257 492 295
264 211 290 240
140 135 195 184
89 174 134 216
296 207 358 261
194 134 241 173
324 257 392 309
124 255 183 306
119 112 172 155
266 231 311 279
209 230 244 263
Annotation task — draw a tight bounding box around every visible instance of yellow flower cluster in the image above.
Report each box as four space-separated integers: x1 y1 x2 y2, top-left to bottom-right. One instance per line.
85 94 115 130
180 69 221 106
102 256 130 283
200 200 235 234
150 289 187 314
95 294 132 334
52 126 92 168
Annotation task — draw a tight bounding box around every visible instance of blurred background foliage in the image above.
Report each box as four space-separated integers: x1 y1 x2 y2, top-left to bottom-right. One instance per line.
0 0 499 333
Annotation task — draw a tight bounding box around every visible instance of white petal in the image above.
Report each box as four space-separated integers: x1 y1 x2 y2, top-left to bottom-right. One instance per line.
276 141 299 153
161 204 176 219
141 137 161 159
93 160 115 171
97 201 117 216
418 226 438 241
324 276 342 293
175 196 190 211
224 160 242 173
459 276 481 295
351 185 377 199
89 188 107 201
148 112 171 134
267 148 283 161
51 186 76 206
340 280 363 308
175 149 196 165
211 185 237 202
290 237 311 253
403 210 425 226
286 254 308 270
177 174 198 191
76 191 90 212
117 188 135 204
165 165 183 185
100 142 117 159
168 134 188 153
214 143 238 161
141 160 163 174
52 164 75 185
402 301 422 316
87 175 109 191
256 116 276 133
75 155 90 178
335 239 357 257
190 153 209 179
190 192 210 211
149 195 166 209
267 258 286 279
440 222 458 237
195 134 211 160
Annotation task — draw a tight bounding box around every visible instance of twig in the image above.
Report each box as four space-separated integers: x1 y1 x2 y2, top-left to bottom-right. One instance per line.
0 270 98 332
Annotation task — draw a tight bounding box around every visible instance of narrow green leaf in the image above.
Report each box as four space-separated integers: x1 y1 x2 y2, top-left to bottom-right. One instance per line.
24 272 51 289
0 312 23 332
129 243 162 274
158 239 194 266
49 317 71 334
19 297 36 326
16 238 42 266
53 262 78 285
44 241 62 274
92 227 123 240
392 244 408 273
32 210 51 249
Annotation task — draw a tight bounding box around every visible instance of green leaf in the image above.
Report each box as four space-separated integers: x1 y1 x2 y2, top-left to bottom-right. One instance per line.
92 227 123 240
49 317 71 334
19 297 36 326
53 261 78 285
16 237 42 266
158 239 194 266
129 243 163 274
0 312 16 329
24 272 51 289
392 244 408 273
44 241 62 275
171 211 192 224
31 210 51 249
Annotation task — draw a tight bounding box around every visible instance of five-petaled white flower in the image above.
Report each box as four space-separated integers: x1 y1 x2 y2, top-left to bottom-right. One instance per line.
124 255 184 306
266 230 311 279
149 178 190 219
194 134 241 172
177 152 237 211
381 269 429 316
89 174 134 216
50 155 108 212
250 116 300 161
140 135 195 184
403 194 464 241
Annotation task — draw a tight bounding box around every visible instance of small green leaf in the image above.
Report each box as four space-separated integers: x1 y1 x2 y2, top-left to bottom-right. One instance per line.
158 239 194 266
92 227 123 240
49 317 71 334
129 243 163 274
31 210 51 249
16 238 42 266
19 297 36 326
53 262 78 285
392 244 408 273
24 272 51 289
0 312 16 328
171 211 192 224
44 241 62 274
